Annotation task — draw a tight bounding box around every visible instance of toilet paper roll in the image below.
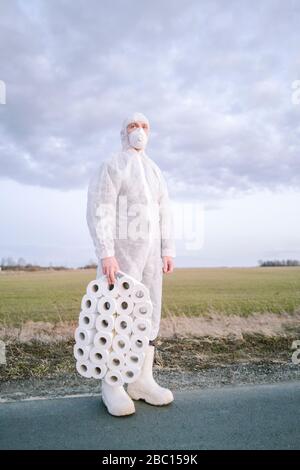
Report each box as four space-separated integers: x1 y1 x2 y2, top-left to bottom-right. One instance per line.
104 369 124 387
75 327 96 346
73 343 93 362
114 314 133 335
125 351 145 369
116 296 134 316
93 330 113 349
95 313 115 332
131 283 150 303
116 272 137 297
133 301 153 319
108 351 125 371
79 311 98 330
112 334 131 354
89 346 109 365
97 296 117 316
81 294 97 313
132 318 152 337
88 363 107 380
130 334 149 353
86 279 104 298
121 365 141 384
76 360 92 378
99 277 120 298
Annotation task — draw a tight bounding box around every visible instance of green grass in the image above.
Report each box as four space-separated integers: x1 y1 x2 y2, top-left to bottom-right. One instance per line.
0 267 300 327
162 267 300 316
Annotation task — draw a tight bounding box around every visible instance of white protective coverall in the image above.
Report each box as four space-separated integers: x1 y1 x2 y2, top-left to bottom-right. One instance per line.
86 112 175 340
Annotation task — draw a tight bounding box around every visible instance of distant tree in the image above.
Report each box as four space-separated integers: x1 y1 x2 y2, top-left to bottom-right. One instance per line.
258 259 300 267
7 257 16 267
81 259 97 269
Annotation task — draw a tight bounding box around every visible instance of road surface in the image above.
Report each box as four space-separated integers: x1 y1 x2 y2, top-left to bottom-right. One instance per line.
0 381 299 449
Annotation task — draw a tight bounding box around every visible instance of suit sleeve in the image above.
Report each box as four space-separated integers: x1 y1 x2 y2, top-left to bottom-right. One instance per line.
158 169 176 258
86 161 120 260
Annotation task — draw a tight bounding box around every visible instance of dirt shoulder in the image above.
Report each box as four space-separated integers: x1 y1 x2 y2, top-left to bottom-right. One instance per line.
1 311 300 342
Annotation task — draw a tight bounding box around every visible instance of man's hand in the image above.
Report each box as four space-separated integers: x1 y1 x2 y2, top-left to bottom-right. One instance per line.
101 256 120 285
162 256 174 274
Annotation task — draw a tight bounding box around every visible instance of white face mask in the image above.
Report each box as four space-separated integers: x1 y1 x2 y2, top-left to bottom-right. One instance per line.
128 127 148 150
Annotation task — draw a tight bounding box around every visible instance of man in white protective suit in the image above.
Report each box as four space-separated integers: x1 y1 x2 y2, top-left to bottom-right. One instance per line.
86 112 176 416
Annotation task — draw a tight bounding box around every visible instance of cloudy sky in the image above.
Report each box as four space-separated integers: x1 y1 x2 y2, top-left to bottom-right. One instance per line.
0 0 300 267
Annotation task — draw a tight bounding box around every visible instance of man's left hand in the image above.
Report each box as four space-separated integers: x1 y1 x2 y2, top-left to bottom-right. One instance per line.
162 256 174 274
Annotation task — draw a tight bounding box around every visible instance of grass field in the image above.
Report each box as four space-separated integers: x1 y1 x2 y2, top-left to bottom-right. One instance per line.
0 267 300 327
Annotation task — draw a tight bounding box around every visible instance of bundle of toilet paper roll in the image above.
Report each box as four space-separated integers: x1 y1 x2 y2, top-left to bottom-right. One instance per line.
74 271 153 387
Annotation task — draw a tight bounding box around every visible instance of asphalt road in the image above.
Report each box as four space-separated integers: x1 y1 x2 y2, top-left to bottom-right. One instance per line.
0 381 299 450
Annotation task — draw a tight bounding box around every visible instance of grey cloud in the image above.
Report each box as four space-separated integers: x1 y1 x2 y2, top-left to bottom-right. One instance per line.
0 0 300 198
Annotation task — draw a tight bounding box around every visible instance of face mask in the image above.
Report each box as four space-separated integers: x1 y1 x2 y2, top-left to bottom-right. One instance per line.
128 127 148 150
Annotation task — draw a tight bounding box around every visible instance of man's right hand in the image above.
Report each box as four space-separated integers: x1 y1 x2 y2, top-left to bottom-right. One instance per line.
101 256 120 285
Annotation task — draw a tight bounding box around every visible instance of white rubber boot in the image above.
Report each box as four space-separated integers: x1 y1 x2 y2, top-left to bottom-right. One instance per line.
101 380 135 417
127 345 174 406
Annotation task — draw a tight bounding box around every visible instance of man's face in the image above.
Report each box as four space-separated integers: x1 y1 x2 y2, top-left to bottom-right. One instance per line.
127 120 149 135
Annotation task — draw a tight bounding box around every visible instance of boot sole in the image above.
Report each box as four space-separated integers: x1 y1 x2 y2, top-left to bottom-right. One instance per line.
127 388 174 406
102 394 135 417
